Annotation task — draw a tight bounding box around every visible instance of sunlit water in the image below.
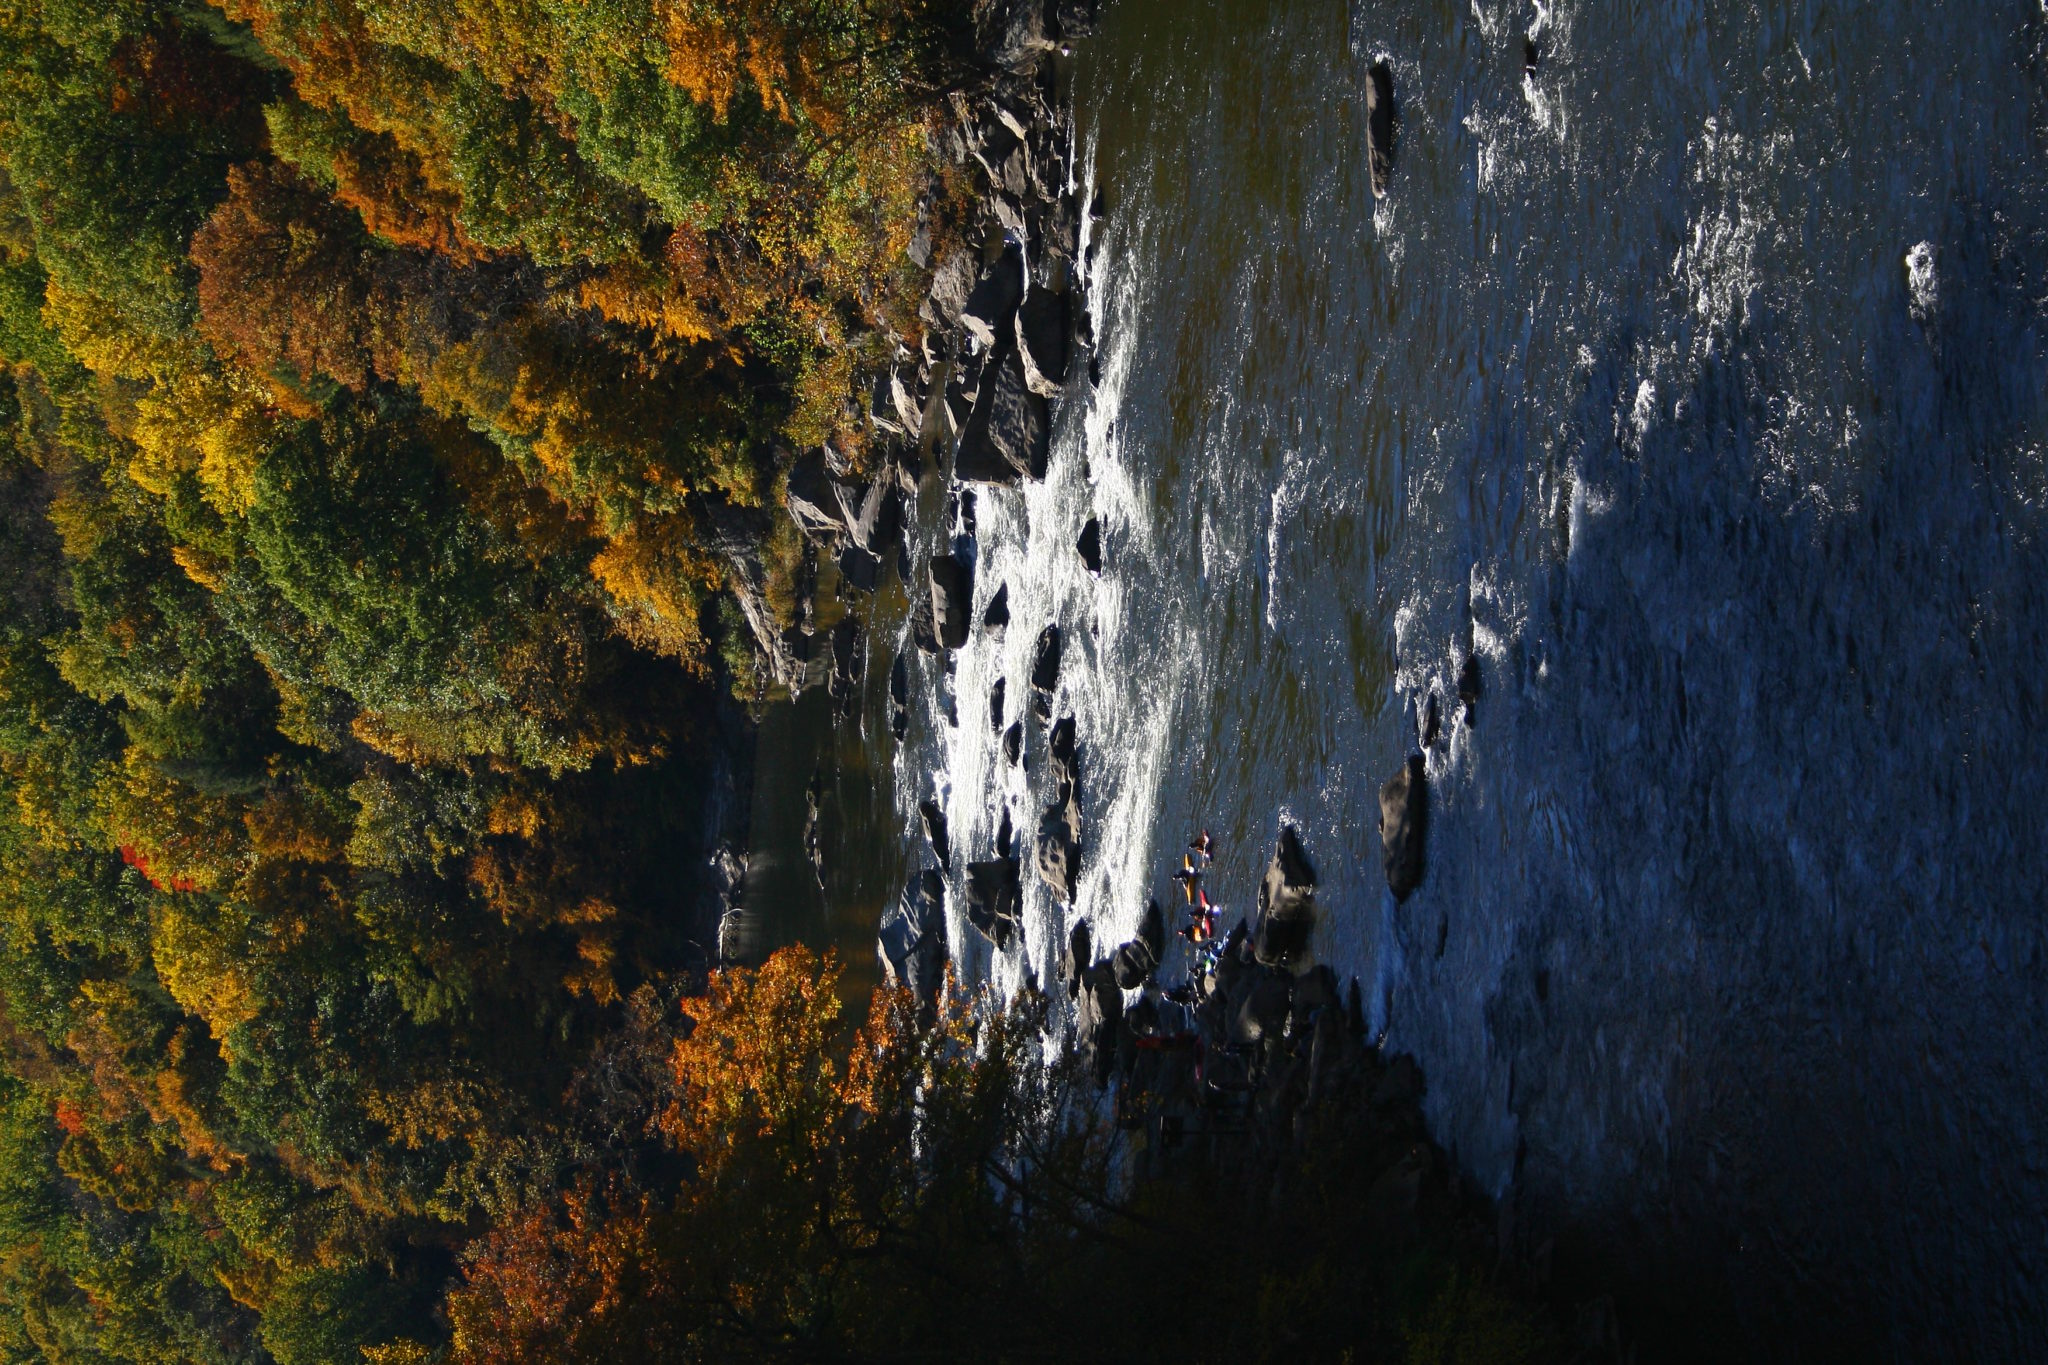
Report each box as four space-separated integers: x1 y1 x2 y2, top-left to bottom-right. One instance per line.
760 0 2048 1356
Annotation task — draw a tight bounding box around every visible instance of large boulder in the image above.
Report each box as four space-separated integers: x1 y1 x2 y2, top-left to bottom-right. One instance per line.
955 338 1048 484
878 870 947 1006
1034 794 1082 902
836 478 900 556
1365 61 1398 197
1076 963 1125 1089
959 240 1025 350
965 855 1022 950
1254 825 1318 971
928 553 974 649
973 0 1054 70
921 248 977 329
1231 967 1293 1046
1109 897 1166 990
785 450 844 540
1379 754 1428 901
1015 285 1070 397
837 542 878 594
919 798 951 871
1060 918 1092 999
889 367 925 441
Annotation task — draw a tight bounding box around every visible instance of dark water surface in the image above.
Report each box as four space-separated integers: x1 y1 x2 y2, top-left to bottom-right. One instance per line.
759 0 2048 1356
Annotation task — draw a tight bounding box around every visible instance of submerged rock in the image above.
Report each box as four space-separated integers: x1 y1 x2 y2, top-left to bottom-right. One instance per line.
919 798 951 871
928 552 975 649
989 677 1006 732
1379 754 1428 901
1077 515 1102 574
1365 60 1398 197
1457 652 1481 720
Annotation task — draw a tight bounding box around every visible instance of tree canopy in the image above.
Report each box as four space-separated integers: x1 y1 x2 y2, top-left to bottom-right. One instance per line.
0 0 965 1354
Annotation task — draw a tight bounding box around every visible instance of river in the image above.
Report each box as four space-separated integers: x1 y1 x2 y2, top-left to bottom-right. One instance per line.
751 0 2048 1357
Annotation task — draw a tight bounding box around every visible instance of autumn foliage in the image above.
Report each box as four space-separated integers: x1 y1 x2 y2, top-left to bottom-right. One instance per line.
0 0 967 1355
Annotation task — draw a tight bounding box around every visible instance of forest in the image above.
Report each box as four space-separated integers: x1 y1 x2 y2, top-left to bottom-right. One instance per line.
0 0 976 1356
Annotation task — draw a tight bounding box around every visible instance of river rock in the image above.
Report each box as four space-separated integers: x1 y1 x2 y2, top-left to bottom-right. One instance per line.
989 677 1006 732
996 803 1014 857
1015 286 1070 396
878 869 947 1006
982 581 1010 638
1035 794 1082 902
955 338 1049 484
1231 966 1292 1046
1110 901 1165 990
785 450 844 540
928 552 974 649
1379 754 1428 901
1003 720 1024 767
889 366 924 440
836 477 900 556
922 248 977 329
1365 60 1398 197
890 653 911 739
965 855 1022 950
1030 624 1061 716
919 798 951 871
1077 963 1124 1089
828 615 864 711
959 240 1025 350
1254 825 1318 970
837 542 878 594
1076 516 1101 574
1061 918 1092 999
1047 714 1078 795
911 592 939 655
